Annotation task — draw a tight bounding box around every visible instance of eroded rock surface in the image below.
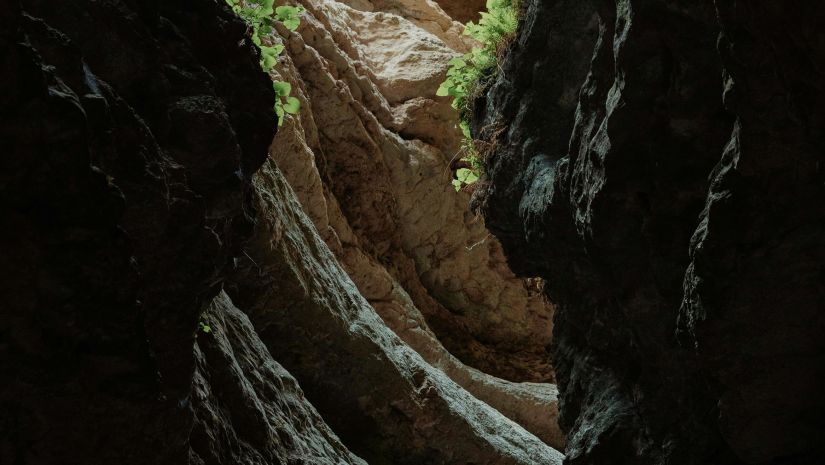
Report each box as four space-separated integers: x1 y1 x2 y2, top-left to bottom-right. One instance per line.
476 0 825 464
257 0 563 447
227 158 564 465
193 292 365 464
271 0 555 385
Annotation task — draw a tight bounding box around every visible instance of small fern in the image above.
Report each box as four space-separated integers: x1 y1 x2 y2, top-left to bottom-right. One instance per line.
438 0 520 190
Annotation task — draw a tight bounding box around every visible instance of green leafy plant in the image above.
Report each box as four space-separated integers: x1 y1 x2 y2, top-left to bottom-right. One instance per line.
273 81 301 123
438 0 520 190
452 167 480 191
198 321 213 334
225 0 305 125
275 5 303 30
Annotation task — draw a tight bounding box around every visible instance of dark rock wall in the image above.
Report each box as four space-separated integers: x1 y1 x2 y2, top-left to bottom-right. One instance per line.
680 3 825 463
476 1 825 464
193 292 365 465
0 1 355 463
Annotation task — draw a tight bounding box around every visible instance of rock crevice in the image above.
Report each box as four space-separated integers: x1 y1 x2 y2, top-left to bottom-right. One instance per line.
262 0 565 448
2 0 567 463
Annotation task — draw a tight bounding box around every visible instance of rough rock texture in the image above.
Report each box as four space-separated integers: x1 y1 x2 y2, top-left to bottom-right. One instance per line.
0 0 359 463
194 292 365 464
252 0 564 447
679 3 825 463
269 0 556 386
248 0 563 446
227 158 564 465
476 0 825 464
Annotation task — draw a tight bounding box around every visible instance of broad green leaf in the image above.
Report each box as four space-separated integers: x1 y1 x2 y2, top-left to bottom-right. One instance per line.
460 121 472 139
260 0 274 16
448 57 466 68
273 81 292 97
260 53 277 71
276 5 305 16
456 168 479 184
283 96 301 114
283 18 300 30
226 0 304 124
276 6 303 31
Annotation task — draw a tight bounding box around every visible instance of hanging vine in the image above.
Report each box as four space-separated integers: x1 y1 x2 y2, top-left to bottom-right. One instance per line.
225 0 304 125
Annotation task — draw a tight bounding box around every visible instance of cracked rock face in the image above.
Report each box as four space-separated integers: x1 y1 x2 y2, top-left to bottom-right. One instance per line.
477 0 825 464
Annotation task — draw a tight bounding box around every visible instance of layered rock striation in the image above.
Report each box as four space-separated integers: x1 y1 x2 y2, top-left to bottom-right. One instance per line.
476 0 825 464
260 0 564 448
274 0 556 385
229 158 563 464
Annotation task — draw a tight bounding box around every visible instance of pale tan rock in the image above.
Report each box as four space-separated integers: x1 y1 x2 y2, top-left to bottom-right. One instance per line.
336 0 475 51
281 0 556 383
262 0 563 449
433 0 487 23
348 12 457 103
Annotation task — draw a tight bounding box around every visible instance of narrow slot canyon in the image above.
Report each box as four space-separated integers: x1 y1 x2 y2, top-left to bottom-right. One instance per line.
1 1 823 465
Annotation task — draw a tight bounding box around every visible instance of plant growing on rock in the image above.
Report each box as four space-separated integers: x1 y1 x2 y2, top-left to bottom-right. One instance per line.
225 0 303 125
438 0 520 190
198 321 213 334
